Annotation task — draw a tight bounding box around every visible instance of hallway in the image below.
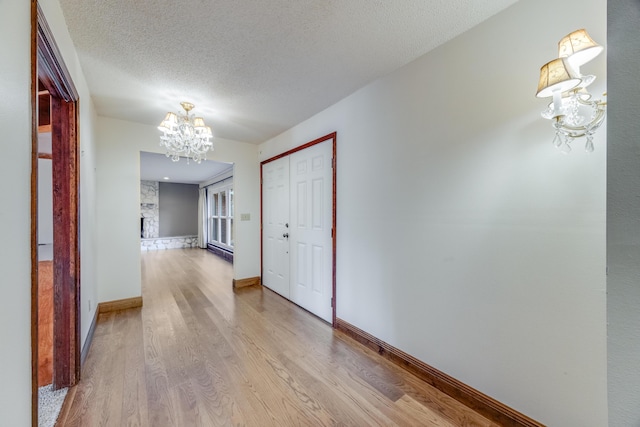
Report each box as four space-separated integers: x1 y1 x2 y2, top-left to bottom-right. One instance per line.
58 249 497 426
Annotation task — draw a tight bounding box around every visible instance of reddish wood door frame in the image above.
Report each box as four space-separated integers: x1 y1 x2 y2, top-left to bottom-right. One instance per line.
50 95 80 388
31 3 81 424
260 132 337 326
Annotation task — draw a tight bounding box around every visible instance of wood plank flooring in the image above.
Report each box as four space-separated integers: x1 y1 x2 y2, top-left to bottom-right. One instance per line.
38 260 54 387
58 249 499 426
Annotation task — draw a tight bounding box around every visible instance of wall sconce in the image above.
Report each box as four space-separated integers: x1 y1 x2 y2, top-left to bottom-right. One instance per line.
536 29 606 153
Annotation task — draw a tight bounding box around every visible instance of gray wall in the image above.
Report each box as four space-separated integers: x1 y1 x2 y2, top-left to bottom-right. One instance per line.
159 182 199 237
607 0 640 425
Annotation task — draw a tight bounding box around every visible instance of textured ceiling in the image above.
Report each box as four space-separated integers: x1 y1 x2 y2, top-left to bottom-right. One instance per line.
58 0 520 144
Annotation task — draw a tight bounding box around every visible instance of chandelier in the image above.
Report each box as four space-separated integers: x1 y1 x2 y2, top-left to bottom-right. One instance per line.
536 29 606 154
158 102 213 163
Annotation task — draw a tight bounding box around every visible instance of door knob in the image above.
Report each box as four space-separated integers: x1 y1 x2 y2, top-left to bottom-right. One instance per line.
283 233 289 238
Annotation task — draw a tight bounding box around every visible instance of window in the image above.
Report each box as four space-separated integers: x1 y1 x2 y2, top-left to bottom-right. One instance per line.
207 181 233 251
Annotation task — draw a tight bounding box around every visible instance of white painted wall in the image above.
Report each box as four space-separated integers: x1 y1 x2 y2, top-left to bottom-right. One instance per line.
96 117 260 302
0 1 33 424
259 0 607 425
607 0 640 425
0 0 99 422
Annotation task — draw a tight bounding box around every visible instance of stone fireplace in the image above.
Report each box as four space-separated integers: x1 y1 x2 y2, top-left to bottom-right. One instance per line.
140 180 159 239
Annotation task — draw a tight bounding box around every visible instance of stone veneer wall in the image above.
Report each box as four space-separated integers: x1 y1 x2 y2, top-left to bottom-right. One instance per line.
141 236 199 251
140 181 198 251
140 180 159 238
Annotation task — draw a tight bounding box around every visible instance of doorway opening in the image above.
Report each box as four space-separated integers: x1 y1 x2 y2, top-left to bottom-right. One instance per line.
32 4 81 425
139 150 234 260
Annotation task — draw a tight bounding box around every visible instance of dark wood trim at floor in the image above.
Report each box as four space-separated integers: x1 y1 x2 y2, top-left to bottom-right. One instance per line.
232 276 261 289
97 297 143 314
80 306 99 367
335 318 544 427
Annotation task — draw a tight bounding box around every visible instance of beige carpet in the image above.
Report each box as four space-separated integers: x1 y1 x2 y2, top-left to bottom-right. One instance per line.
38 384 67 427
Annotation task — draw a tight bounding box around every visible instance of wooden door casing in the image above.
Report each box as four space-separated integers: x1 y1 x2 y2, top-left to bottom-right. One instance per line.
32 4 81 424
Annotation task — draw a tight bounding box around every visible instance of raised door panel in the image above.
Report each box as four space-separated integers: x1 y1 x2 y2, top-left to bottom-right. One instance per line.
262 157 290 298
289 140 333 322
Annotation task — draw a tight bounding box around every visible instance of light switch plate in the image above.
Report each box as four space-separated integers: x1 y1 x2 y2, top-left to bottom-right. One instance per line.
240 213 250 221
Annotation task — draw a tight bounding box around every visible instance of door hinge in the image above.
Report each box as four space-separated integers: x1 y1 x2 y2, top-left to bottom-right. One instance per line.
331 297 334 308
331 228 334 238
331 157 335 169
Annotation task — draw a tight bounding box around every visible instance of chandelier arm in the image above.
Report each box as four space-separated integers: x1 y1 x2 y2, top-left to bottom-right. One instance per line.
554 106 606 138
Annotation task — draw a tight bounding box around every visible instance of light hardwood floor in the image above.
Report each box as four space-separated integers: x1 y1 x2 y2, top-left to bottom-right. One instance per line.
58 249 498 426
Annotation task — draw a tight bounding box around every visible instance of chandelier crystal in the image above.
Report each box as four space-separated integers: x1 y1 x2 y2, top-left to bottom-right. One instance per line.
536 29 606 154
158 102 213 163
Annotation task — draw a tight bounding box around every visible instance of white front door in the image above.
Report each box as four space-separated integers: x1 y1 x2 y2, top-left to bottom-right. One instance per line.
262 156 290 298
261 138 334 323
289 140 333 322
